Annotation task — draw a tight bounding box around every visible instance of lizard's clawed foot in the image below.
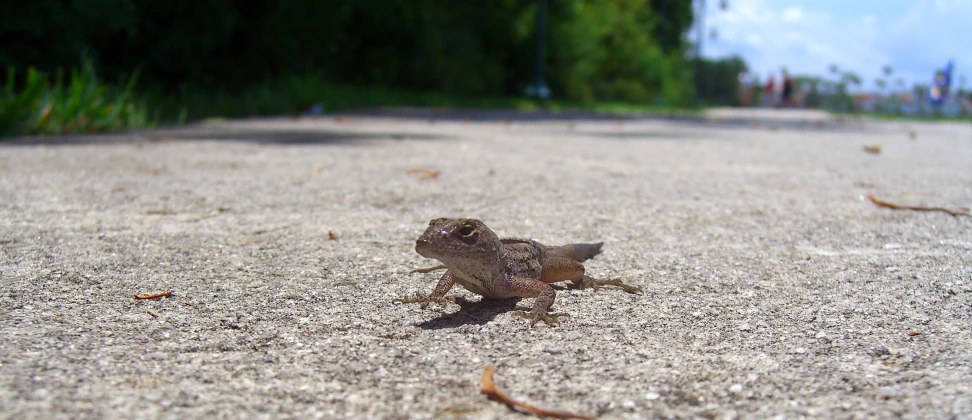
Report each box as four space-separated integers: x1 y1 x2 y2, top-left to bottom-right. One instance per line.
512 310 570 326
392 295 456 309
580 277 643 294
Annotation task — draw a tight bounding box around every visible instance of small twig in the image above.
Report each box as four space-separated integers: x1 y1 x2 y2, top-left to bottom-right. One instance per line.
406 168 441 180
410 265 447 274
587 165 626 177
867 195 970 218
862 144 883 154
145 209 177 216
480 364 594 420
133 291 173 300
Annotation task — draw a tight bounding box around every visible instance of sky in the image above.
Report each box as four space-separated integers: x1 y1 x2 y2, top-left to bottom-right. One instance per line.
698 0 971 90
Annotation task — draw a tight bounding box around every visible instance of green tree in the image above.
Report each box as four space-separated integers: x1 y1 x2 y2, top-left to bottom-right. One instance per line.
649 0 695 53
693 56 747 105
549 0 692 103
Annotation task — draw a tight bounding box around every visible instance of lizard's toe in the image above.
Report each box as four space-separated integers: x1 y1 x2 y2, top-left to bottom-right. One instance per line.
581 277 643 294
409 265 447 274
392 296 456 309
512 310 570 326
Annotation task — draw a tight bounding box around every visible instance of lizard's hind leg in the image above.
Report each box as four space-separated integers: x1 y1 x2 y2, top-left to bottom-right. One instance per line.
540 257 642 294
539 257 587 284
579 275 643 294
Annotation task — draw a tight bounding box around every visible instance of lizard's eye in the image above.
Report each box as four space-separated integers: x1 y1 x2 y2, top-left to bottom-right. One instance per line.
458 225 476 237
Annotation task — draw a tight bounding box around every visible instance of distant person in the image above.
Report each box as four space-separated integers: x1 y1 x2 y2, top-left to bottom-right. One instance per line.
763 74 776 107
737 70 754 106
781 69 794 107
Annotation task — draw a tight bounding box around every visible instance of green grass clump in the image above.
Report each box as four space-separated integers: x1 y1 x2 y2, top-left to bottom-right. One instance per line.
0 60 153 138
157 73 697 123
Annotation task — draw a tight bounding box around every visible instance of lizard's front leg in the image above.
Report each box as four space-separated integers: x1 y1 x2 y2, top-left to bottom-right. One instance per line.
393 270 457 309
502 276 570 326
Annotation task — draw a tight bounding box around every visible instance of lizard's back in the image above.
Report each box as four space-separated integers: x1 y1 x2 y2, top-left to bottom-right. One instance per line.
501 238 603 262
499 240 544 279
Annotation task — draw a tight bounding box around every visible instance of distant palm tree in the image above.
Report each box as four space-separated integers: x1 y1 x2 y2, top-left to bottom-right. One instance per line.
842 72 861 87
959 75 969 116
878 65 894 112
894 78 906 111
912 83 929 115
874 79 884 90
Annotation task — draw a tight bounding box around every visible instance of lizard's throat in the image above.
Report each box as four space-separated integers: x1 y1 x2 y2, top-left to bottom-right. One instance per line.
443 259 501 293
450 267 496 296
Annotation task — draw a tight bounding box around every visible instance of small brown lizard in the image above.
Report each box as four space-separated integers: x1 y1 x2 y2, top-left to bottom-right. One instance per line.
394 218 642 326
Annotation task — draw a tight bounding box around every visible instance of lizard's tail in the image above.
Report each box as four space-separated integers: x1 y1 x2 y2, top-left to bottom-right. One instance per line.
554 242 604 261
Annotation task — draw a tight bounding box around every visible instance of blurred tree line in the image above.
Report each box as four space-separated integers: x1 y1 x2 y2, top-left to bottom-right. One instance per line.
693 55 746 105
1 0 702 104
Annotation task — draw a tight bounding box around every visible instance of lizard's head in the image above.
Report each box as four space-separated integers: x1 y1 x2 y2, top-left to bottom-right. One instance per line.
415 218 502 265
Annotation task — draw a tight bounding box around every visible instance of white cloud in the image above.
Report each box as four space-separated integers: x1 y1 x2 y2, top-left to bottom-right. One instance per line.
700 0 972 90
781 7 805 23
877 0 972 84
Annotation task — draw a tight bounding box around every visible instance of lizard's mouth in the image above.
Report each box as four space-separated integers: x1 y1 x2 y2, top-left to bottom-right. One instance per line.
414 238 434 257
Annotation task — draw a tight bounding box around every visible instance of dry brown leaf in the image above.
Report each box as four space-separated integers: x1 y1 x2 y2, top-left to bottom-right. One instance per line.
134 291 173 300
480 365 594 420
862 145 883 154
328 230 337 241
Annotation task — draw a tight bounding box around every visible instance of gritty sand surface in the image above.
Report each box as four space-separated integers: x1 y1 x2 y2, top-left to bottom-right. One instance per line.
1 109 970 419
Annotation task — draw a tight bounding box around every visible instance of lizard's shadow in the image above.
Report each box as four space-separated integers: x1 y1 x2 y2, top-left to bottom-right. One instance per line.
416 298 524 330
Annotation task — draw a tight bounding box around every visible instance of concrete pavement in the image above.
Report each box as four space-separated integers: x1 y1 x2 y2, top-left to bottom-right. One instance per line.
1 109 970 419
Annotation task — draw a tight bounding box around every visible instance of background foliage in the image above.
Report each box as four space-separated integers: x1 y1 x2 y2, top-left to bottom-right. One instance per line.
1 0 697 103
